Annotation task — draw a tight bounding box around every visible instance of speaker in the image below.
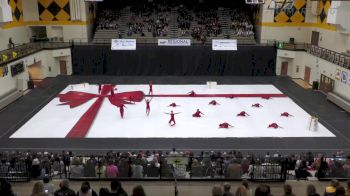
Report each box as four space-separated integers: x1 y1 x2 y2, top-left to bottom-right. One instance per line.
289 38 295 44
312 81 319 90
27 81 35 89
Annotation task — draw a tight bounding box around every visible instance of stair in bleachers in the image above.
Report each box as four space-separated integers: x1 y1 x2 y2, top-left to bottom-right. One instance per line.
169 8 178 38
92 29 119 44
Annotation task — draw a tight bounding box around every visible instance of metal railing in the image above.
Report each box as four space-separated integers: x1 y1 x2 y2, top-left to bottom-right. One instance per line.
0 163 31 182
62 155 287 182
0 42 72 66
309 45 350 69
276 41 350 70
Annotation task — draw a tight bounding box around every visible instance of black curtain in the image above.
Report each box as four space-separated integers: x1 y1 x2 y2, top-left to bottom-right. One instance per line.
72 45 276 76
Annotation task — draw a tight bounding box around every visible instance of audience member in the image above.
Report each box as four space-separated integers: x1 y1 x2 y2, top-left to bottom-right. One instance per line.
283 184 295 196
242 179 252 196
108 180 128 196
212 185 223 196
223 182 234 196
324 180 340 196
54 180 76 196
31 182 46 196
132 185 146 196
336 186 346 196
236 185 248 196
306 184 320 196
254 184 272 196
70 157 84 178
0 178 16 196
345 181 350 196
43 177 55 196
77 181 97 196
106 161 119 178
99 188 110 196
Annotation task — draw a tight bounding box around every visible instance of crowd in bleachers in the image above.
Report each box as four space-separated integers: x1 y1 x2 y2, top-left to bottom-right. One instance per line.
96 9 121 30
94 0 255 42
230 9 254 37
127 1 170 37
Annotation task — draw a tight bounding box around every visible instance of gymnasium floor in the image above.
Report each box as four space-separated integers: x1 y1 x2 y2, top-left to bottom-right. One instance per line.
0 76 349 153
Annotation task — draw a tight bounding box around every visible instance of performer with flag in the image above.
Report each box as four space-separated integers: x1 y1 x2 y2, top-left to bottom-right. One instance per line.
98 84 102 94
145 97 152 116
149 81 153 95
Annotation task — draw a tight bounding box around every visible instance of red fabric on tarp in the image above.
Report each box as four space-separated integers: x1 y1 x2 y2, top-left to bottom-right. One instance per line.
57 85 144 138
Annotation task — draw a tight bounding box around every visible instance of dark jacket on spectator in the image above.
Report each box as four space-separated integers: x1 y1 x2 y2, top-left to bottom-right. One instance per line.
54 187 76 196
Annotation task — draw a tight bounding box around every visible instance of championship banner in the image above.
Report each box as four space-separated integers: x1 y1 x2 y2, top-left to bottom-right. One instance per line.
212 39 237 51
335 68 341 80
111 39 136 50
341 71 348 84
158 39 191 46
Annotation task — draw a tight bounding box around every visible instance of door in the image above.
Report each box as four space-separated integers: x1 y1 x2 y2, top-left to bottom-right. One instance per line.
59 61 67 75
280 62 288 76
304 66 311 84
319 74 334 93
311 31 319 46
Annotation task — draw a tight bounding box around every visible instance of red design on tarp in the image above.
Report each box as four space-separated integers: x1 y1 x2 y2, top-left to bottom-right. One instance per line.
57 84 144 138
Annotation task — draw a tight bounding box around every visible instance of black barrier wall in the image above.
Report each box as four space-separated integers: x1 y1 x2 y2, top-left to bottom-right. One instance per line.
72 45 276 76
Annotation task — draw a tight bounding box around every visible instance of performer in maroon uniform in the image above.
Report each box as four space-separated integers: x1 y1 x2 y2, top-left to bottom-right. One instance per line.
219 122 233 128
165 111 180 126
192 109 204 118
281 112 293 117
118 104 127 119
145 97 152 116
228 95 235 99
261 95 271 100
168 103 180 107
268 123 282 129
237 111 249 117
252 103 263 108
149 81 153 95
209 100 220 105
98 84 102 94
188 90 196 96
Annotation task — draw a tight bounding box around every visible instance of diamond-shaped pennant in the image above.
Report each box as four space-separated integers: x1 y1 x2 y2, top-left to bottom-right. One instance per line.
47 1 61 16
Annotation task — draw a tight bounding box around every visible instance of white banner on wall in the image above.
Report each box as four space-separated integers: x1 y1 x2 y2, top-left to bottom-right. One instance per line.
341 71 348 84
111 39 136 50
212 39 237 51
158 39 191 46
